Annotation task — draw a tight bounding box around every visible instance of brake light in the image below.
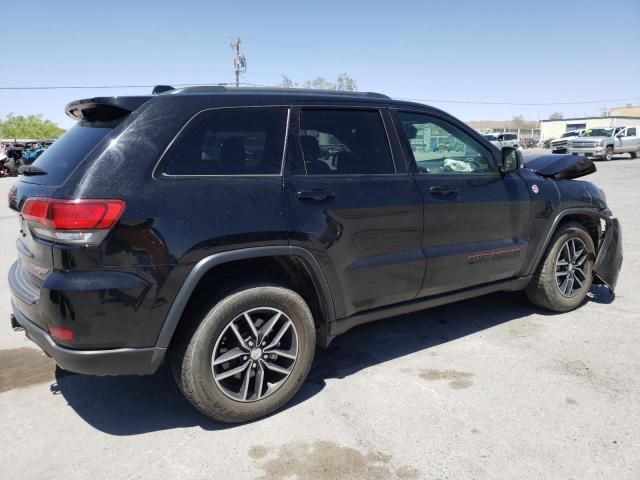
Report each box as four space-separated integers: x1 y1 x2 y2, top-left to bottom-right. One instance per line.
48 325 73 342
22 198 125 245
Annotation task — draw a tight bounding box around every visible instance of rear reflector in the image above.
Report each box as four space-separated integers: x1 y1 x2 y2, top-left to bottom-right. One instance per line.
48 325 73 342
22 198 125 245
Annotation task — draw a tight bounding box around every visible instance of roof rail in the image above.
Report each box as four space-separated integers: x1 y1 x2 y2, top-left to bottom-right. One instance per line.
164 85 391 99
362 92 391 99
152 85 175 94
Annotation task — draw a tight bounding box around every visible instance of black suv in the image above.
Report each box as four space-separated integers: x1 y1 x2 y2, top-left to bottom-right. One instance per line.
9 86 623 422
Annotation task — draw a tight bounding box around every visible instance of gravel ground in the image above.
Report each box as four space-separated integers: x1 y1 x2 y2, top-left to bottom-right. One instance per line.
0 151 638 479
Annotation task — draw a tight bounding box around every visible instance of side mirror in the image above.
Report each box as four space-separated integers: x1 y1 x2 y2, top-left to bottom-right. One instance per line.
501 146 521 173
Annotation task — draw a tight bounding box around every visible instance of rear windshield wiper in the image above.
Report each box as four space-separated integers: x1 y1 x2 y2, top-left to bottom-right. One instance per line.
18 165 47 176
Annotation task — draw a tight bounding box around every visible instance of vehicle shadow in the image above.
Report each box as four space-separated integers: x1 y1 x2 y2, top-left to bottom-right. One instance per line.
52 290 558 435
594 154 636 162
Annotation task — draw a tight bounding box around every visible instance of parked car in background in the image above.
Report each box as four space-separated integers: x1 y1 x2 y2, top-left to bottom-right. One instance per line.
19 144 46 166
568 126 639 160
551 129 585 153
482 132 519 149
519 137 540 149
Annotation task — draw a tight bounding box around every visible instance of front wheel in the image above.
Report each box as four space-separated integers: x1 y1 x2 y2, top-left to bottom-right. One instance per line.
630 151 638 159
526 223 595 312
171 284 316 423
604 146 613 161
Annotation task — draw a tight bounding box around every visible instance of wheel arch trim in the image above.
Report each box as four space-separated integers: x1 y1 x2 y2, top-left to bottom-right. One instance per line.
154 246 335 348
527 207 611 277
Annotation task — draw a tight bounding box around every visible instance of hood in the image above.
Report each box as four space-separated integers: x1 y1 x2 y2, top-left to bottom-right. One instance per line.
569 136 608 142
551 136 577 144
526 154 596 180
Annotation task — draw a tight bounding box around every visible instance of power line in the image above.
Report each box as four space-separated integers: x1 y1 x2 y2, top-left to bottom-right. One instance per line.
0 84 637 107
0 82 264 91
398 97 640 106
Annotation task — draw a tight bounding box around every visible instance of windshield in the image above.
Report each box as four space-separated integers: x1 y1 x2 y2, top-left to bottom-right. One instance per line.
482 134 498 141
561 131 579 138
583 128 614 137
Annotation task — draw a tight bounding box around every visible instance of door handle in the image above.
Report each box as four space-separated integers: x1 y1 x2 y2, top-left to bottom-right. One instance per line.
428 185 458 197
295 189 335 201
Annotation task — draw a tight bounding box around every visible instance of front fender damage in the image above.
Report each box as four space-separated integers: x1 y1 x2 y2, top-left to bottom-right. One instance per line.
593 218 623 292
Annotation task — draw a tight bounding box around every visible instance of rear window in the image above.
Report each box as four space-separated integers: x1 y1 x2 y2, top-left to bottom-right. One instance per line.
163 108 288 176
29 120 121 185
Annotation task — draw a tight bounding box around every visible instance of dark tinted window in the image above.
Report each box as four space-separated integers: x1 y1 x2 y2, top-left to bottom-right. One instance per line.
30 119 122 185
298 109 394 175
164 108 287 176
627 127 637 136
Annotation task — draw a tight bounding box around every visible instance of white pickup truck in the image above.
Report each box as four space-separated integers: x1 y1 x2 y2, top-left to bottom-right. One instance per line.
551 129 585 153
567 126 640 160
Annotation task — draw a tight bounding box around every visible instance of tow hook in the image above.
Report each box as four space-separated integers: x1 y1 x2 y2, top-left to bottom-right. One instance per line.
10 314 23 332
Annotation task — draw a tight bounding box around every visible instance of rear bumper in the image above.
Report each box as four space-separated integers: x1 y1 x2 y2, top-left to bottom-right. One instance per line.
11 299 166 376
593 218 623 292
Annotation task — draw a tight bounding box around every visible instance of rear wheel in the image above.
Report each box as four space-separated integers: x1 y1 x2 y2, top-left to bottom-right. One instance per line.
171 284 316 423
630 151 638 159
526 223 595 312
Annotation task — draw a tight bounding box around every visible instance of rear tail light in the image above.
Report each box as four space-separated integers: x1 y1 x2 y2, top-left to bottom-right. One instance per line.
22 198 125 245
48 325 73 342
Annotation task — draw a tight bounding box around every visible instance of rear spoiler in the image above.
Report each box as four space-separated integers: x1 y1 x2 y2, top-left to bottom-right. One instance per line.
65 96 152 122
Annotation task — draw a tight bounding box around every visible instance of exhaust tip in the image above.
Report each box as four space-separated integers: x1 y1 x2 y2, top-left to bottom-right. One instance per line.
10 314 24 332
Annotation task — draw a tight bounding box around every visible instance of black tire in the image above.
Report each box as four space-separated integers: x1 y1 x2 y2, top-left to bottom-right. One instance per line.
171 284 316 423
526 222 595 312
630 151 638 159
604 146 613 161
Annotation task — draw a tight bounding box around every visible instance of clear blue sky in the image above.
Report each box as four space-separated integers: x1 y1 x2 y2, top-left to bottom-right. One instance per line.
1 0 639 128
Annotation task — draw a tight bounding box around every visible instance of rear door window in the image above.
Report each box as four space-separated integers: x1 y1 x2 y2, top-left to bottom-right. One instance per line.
162 108 288 176
28 119 122 185
297 109 395 175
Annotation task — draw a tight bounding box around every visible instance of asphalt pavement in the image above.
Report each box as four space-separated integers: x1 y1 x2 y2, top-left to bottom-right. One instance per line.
1 150 638 479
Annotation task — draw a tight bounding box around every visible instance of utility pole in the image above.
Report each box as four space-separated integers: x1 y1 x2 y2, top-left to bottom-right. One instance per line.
230 37 247 87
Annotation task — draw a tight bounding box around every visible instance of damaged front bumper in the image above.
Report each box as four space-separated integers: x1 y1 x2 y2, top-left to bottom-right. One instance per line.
594 217 623 292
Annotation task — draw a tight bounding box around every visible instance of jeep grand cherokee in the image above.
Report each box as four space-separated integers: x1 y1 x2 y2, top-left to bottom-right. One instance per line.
9 86 623 422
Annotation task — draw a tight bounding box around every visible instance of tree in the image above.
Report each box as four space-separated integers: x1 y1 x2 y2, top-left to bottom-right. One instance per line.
277 73 357 91
510 115 538 130
335 73 357 91
0 114 65 139
278 75 297 89
548 112 563 120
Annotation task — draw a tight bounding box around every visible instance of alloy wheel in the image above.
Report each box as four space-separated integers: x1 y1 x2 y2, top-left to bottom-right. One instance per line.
605 147 613 161
555 237 588 298
211 307 298 402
